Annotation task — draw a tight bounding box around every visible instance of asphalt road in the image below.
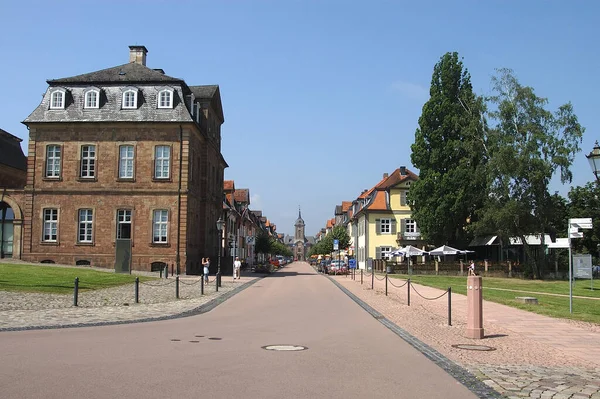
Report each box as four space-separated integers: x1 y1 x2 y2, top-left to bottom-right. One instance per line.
0 262 478 399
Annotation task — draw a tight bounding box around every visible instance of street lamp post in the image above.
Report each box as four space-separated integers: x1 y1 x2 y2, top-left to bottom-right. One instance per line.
216 217 225 287
587 141 600 182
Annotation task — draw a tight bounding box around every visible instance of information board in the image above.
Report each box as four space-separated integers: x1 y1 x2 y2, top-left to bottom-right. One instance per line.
573 254 592 279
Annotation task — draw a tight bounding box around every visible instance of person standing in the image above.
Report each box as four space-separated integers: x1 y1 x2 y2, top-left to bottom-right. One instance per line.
468 260 476 276
202 257 210 283
233 256 242 280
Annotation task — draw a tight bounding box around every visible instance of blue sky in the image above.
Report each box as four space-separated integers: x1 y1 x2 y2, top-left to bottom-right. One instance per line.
1 1 598 236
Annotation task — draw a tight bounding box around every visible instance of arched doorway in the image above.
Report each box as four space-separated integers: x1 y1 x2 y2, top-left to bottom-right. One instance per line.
0 201 15 258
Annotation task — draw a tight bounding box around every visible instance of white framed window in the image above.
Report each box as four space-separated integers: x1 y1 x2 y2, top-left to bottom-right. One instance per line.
122 89 137 109
381 246 392 260
380 218 391 234
80 145 96 178
153 210 168 243
158 89 173 108
43 208 58 242
154 145 170 179
78 209 93 243
50 90 65 109
84 90 99 109
117 209 132 239
405 219 416 233
45 145 61 178
119 145 134 179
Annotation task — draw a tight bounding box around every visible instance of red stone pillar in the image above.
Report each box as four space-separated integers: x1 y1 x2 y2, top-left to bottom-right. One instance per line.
466 275 484 339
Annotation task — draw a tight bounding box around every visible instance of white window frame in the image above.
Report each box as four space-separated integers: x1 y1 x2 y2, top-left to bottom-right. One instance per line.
154 145 170 179
380 246 392 260
152 210 168 243
43 208 58 242
405 219 416 233
119 145 135 179
122 89 137 109
50 90 65 109
380 218 391 234
80 145 96 179
84 90 99 109
117 209 132 239
158 89 173 109
45 145 61 178
78 209 93 243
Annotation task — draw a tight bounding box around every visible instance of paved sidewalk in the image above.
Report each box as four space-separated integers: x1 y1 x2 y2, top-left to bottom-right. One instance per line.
331 270 600 399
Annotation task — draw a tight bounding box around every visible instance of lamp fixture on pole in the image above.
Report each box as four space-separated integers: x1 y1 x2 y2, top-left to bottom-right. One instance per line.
216 217 225 282
586 141 600 182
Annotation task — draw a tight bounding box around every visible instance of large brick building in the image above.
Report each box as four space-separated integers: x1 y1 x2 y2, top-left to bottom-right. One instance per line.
6 45 227 273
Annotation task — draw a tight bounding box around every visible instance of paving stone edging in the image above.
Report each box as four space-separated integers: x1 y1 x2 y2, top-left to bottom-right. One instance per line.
327 275 503 399
0 277 262 333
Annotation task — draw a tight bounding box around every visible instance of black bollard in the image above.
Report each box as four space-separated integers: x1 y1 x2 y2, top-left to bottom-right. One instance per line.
159 268 163 278
164 265 168 279
175 276 179 299
361 270 363 285
73 277 79 307
216 272 219 292
135 277 139 303
448 287 452 326
385 272 388 296
171 264 174 277
407 278 411 306
371 269 374 290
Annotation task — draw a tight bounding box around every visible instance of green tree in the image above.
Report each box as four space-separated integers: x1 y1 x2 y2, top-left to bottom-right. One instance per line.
254 231 271 256
270 240 292 257
410 52 488 248
568 182 600 261
474 68 584 278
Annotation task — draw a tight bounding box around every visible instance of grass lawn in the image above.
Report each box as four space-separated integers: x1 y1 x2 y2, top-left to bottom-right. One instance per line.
389 274 600 324
0 263 156 294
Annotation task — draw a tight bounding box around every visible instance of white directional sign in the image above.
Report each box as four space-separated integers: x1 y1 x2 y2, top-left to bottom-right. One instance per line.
570 218 592 225
570 231 584 239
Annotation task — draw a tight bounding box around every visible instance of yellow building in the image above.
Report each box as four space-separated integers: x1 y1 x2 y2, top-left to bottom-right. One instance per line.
352 166 425 269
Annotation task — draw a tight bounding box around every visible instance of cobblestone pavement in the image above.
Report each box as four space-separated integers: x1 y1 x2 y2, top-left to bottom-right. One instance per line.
331 271 600 399
0 270 258 330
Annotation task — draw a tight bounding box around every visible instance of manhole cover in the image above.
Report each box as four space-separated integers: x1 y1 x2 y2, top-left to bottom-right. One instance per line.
262 345 308 351
452 344 496 351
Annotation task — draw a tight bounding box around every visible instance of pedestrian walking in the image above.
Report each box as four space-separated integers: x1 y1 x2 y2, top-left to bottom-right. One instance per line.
233 256 242 280
202 257 210 283
468 260 476 276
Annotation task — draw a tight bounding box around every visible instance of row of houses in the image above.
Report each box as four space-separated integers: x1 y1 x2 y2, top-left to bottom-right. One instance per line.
0 45 280 274
317 166 422 270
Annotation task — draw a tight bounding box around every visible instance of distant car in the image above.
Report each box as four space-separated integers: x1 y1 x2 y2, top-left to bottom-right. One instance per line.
329 260 347 274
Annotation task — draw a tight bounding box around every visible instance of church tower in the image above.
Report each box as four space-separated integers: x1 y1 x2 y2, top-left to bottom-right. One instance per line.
294 207 306 261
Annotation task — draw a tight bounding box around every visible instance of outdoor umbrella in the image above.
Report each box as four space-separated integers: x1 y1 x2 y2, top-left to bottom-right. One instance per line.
397 245 427 256
428 245 463 256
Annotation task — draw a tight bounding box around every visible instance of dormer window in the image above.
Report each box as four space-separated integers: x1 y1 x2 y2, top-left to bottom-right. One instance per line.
84 89 100 109
122 89 138 109
50 89 65 109
158 89 173 109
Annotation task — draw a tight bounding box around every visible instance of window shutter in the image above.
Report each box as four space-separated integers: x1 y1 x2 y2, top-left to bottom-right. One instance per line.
375 219 380 234
401 219 406 234
400 191 406 206
391 219 396 234
375 246 381 260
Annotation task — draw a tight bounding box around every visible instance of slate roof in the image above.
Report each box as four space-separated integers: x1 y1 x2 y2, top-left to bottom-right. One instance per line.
47 62 184 84
190 85 224 123
0 128 26 171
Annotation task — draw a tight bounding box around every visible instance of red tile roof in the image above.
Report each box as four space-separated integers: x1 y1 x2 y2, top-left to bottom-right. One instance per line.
234 188 250 203
342 201 352 212
224 180 235 191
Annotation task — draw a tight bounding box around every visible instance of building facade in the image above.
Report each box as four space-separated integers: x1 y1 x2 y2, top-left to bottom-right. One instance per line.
17 45 226 274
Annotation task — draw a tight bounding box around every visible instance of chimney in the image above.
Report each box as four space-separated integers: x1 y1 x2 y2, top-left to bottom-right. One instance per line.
400 166 407 176
129 45 148 66
383 173 389 179
153 68 165 74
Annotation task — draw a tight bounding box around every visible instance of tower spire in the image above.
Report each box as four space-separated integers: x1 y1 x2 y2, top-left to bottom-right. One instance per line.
298 205 301 219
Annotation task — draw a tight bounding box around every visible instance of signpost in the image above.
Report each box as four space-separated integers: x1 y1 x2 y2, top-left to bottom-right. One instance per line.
568 218 593 313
